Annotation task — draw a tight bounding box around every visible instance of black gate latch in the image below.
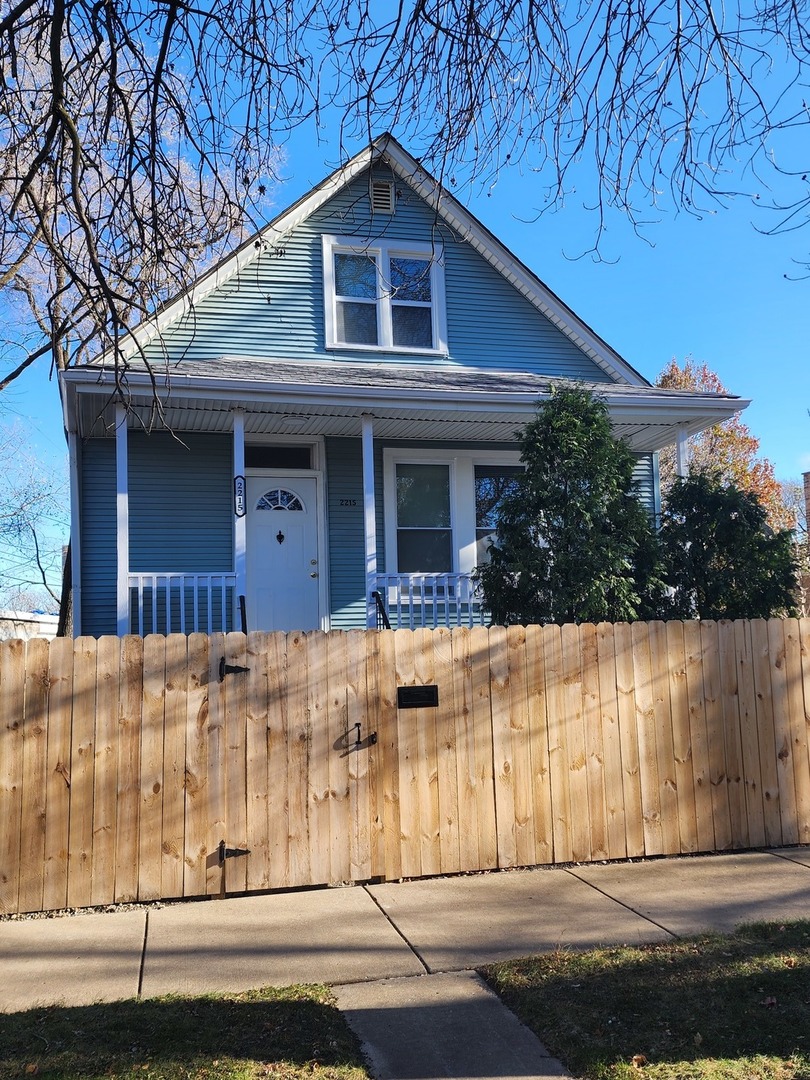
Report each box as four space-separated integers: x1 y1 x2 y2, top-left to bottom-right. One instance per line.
218 840 251 866
219 657 250 682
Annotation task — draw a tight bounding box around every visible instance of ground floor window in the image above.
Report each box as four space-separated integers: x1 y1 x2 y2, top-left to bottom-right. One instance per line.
384 449 523 576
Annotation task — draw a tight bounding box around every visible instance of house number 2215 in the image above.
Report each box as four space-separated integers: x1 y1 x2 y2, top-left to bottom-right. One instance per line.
339 499 357 507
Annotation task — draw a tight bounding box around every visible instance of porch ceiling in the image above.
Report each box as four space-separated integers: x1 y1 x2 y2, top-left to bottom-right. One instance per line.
64 357 748 453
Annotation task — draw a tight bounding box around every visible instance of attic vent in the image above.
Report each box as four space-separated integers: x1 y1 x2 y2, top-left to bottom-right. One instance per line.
370 180 395 214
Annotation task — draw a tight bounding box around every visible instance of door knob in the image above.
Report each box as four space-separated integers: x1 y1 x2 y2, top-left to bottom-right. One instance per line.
310 571 319 578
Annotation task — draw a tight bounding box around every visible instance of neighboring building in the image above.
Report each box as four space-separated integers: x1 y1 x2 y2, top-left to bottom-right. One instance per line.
60 135 747 637
0 610 60 641
801 471 810 617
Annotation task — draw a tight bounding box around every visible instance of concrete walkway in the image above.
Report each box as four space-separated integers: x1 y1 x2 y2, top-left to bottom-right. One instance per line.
2 848 809 1078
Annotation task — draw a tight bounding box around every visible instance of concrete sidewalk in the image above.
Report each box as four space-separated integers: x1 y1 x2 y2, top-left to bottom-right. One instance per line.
2 848 809 1077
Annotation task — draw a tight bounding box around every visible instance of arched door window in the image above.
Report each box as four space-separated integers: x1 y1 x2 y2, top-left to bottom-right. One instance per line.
255 488 305 512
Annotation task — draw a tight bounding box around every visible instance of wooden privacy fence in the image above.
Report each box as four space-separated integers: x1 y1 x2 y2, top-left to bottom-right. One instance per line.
1 619 810 915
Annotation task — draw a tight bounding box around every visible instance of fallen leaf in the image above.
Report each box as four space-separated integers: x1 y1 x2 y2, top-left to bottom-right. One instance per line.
24 1065 38 1075
783 956 797 968
631 1054 648 1068
762 996 778 1008
694 1033 703 1047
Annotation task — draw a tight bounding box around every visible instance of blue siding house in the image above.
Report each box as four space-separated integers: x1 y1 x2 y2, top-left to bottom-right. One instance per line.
61 135 747 637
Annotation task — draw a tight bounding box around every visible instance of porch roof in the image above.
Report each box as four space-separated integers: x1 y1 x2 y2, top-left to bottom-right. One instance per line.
62 357 748 453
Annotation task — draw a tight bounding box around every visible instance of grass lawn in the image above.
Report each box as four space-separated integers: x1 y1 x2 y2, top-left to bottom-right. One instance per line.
482 920 810 1080
0 985 371 1080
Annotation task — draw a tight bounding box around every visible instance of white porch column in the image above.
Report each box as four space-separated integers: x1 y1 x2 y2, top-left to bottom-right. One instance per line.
233 409 247 631
676 427 690 478
361 413 377 628
115 404 129 636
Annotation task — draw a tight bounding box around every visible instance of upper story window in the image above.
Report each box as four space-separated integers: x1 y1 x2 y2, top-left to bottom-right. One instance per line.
323 235 447 354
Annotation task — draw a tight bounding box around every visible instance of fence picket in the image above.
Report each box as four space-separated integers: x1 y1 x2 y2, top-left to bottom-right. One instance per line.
183 633 209 897
734 621 766 848
91 635 121 905
470 626 498 870
613 623 644 858
666 622 698 854
43 637 73 911
68 637 97 908
266 631 290 888
526 624 553 865
581 623 608 862
649 621 680 855
490 624 516 867
543 624 573 863
701 621 733 850
414 628 441 877
286 631 311 888
506 625 535 867
377 629 401 880
750 619 783 845
162 634 188 899
327 631 352 883
18 638 50 913
0 642 25 914
768 619 799 845
434 627 461 874
346 630 370 881
245 631 270 891
718 620 748 848
683 621 715 852
139 635 166 901
783 620 810 845
596 623 627 861
307 631 332 886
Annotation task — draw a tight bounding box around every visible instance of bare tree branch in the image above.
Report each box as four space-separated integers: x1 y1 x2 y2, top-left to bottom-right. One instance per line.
1 0 808 399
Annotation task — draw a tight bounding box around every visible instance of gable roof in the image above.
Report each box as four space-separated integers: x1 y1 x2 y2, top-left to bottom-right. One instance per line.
117 134 648 386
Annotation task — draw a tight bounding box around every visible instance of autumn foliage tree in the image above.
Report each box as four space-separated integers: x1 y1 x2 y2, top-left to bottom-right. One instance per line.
656 359 790 530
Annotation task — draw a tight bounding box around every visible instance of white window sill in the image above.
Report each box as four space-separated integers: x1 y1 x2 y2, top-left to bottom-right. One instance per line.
326 341 449 358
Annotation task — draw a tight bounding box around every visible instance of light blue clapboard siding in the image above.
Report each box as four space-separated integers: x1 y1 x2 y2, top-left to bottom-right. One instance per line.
325 437 366 628
141 166 611 382
128 433 233 572
80 438 117 637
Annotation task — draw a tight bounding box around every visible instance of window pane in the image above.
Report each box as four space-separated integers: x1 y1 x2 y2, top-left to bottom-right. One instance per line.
474 465 524 529
336 300 378 344
476 528 498 565
396 464 450 527
392 305 433 348
335 252 377 298
397 529 453 573
390 257 431 302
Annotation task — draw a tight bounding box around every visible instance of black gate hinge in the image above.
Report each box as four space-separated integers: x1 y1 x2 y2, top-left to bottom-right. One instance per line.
219 657 250 681
218 840 251 866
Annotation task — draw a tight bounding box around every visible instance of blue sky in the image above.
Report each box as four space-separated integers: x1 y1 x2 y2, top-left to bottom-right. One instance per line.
3 126 809 495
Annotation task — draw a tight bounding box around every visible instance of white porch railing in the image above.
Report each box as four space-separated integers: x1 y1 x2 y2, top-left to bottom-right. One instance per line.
371 573 487 629
128 573 236 635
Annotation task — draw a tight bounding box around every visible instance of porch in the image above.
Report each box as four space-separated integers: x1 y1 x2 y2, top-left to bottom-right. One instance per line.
61 359 743 637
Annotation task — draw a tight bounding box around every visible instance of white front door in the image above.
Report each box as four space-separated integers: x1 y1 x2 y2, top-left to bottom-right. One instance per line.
246 476 321 632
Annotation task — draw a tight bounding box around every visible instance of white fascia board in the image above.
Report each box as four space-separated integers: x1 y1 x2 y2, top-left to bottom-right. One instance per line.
64 367 747 430
376 138 648 387
58 368 76 433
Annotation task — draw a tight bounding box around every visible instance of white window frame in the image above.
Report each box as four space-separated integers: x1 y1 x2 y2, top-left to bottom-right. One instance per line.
383 448 523 576
323 234 448 355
